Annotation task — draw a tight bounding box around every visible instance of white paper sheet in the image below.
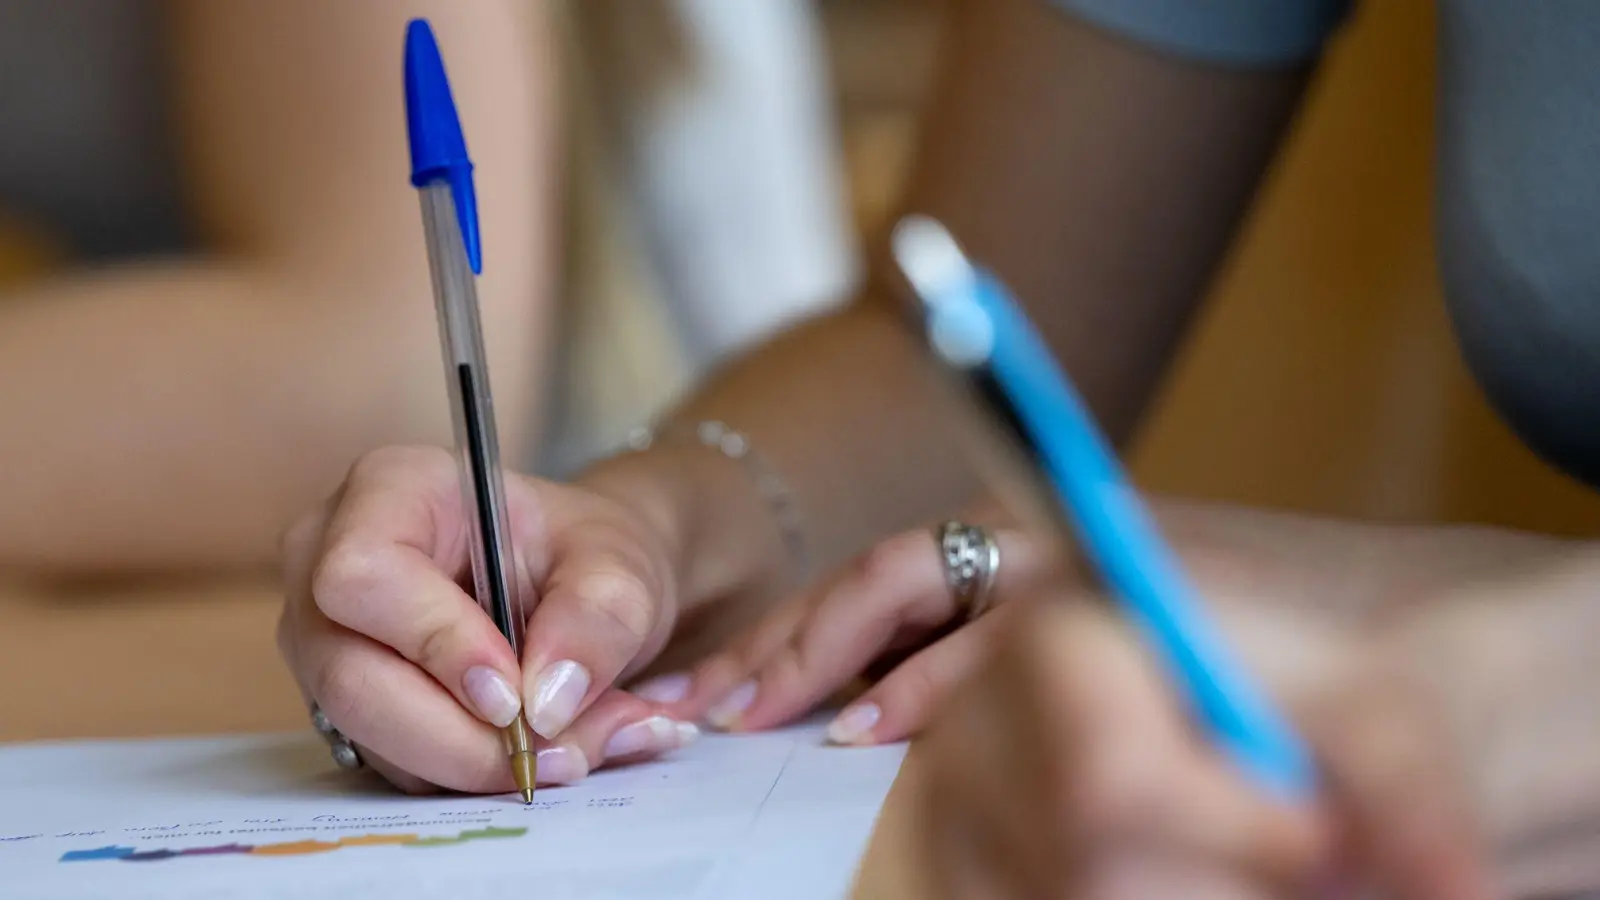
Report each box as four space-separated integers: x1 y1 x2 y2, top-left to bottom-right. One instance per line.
0 720 907 900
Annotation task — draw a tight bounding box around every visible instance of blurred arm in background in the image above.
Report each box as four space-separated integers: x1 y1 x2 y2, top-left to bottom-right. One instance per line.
612 0 1319 596
542 0 859 476
593 0 858 368
0 1 555 578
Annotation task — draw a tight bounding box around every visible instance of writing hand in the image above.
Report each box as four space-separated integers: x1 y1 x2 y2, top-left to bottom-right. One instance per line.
276 446 694 793
918 597 1496 899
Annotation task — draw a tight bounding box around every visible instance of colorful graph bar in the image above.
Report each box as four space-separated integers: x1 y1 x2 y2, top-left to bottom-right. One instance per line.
60 826 527 864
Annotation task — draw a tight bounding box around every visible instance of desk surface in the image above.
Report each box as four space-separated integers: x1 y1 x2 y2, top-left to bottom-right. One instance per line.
0 580 925 898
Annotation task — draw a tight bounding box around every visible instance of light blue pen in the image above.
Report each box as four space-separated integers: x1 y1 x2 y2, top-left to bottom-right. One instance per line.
891 215 1316 801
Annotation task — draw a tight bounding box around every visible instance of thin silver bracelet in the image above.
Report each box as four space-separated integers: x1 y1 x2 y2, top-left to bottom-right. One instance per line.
623 420 808 580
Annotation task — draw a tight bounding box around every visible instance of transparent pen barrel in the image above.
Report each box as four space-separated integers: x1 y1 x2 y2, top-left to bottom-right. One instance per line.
417 181 526 657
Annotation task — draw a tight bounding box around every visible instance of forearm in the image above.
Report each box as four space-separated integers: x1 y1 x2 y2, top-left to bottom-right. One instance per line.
1155 499 1580 620
906 0 1313 444
0 0 556 577
0 262 543 576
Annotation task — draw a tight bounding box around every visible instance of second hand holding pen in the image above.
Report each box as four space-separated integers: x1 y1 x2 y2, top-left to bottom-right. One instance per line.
404 20 537 804
892 216 1316 803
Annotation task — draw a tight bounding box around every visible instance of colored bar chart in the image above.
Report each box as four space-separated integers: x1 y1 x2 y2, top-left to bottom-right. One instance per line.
60 826 527 864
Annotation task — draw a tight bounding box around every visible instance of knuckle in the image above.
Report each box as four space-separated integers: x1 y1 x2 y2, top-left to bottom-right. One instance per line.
851 532 921 591
574 569 658 642
309 540 388 624
761 641 807 694
342 446 461 505
718 625 764 670
882 527 935 565
1003 531 1058 586
882 661 939 717
409 610 469 674
716 642 763 681
346 445 443 484
817 576 906 645
752 600 810 657
690 651 748 701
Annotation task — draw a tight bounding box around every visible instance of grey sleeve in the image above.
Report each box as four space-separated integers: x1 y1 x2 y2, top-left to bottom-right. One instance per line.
1050 0 1355 67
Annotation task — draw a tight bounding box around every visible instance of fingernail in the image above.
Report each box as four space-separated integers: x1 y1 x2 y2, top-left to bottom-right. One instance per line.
826 702 881 745
631 673 691 704
602 715 679 760
528 660 590 739
463 666 521 728
675 721 700 747
535 744 589 786
706 681 757 729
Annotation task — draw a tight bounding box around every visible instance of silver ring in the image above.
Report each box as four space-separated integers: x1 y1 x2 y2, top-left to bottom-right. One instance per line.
935 520 1000 621
310 703 365 771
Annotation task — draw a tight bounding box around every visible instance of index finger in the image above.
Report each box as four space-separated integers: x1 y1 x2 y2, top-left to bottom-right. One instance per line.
320 445 549 580
309 447 547 727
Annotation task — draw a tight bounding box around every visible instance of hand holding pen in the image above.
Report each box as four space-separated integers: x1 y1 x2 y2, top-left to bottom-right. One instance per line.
896 216 1496 900
271 19 699 800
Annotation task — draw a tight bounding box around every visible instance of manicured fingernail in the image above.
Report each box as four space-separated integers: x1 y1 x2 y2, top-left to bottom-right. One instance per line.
632 673 691 704
602 715 679 760
706 681 757 729
826 702 881 745
675 721 700 746
535 744 589 785
528 660 590 739
463 666 521 728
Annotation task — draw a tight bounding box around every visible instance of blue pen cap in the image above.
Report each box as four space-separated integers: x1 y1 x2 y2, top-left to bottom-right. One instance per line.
403 18 482 274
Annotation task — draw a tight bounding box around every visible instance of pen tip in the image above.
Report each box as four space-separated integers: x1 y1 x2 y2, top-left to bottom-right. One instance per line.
520 788 535 805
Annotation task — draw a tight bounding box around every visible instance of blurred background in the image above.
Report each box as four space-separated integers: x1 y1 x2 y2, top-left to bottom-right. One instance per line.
566 0 1600 535
3 0 1598 743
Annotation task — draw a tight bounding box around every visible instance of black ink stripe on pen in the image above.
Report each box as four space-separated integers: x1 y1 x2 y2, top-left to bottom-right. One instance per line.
457 362 513 636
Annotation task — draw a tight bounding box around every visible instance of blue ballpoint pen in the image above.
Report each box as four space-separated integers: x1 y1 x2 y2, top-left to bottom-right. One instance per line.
891 215 1316 802
404 19 537 803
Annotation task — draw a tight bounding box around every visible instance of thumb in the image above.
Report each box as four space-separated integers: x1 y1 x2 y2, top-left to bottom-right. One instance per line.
1310 672 1498 900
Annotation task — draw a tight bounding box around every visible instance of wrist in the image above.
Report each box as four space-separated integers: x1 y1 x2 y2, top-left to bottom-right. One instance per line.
575 437 791 616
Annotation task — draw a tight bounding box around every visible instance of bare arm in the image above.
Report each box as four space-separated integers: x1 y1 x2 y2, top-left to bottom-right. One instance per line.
586 0 1319 607
0 1 554 577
